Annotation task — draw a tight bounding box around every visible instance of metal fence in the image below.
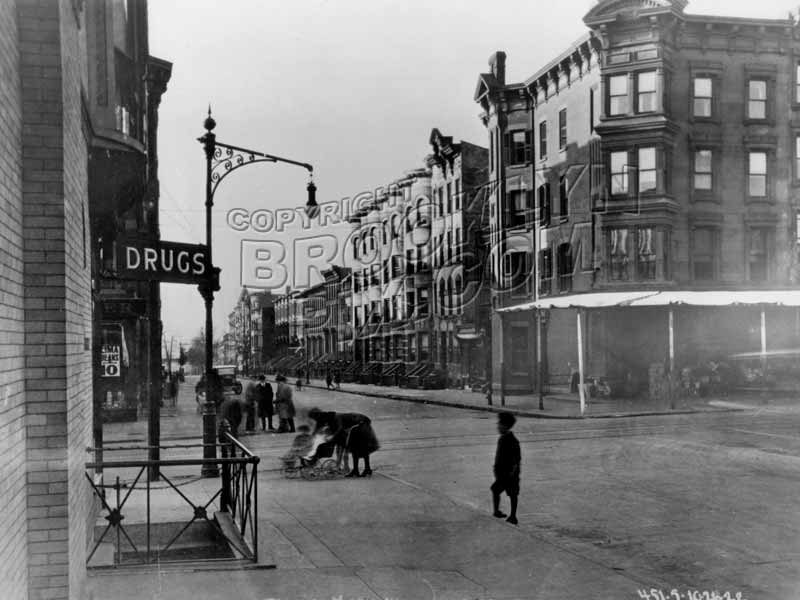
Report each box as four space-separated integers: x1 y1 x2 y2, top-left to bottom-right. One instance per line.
84 431 259 567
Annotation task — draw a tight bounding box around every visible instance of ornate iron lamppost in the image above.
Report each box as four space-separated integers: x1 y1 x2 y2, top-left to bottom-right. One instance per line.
198 110 317 477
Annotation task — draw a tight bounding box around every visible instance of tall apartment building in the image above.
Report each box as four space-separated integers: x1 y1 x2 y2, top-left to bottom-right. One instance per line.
476 0 800 394
350 168 434 383
0 1 169 598
427 129 490 384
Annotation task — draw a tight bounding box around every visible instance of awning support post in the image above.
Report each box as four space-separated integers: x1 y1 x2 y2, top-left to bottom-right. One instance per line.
760 307 767 376
577 309 585 416
668 308 675 374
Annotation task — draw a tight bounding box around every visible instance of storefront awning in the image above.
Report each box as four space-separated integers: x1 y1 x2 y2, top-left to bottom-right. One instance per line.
629 290 800 307
497 290 800 312
497 291 656 312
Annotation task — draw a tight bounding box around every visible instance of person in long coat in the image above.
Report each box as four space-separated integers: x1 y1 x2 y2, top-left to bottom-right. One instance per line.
257 375 274 431
308 408 379 477
274 374 296 432
244 378 258 432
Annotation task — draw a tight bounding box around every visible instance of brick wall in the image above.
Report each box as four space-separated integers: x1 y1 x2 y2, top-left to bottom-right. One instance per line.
58 0 92 596
18 1 93 598
0 0 28 598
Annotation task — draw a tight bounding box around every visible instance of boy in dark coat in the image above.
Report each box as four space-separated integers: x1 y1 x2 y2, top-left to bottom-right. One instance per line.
491 411 521 525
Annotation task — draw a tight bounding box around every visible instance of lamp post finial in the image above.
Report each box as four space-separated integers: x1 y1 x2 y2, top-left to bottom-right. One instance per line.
204 105 216 132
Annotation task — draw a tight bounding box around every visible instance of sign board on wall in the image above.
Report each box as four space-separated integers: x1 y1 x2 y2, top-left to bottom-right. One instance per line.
114 240 209 284
101 344 121 377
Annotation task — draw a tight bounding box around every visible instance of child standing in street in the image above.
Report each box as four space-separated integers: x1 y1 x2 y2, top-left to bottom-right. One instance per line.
491 411 521 525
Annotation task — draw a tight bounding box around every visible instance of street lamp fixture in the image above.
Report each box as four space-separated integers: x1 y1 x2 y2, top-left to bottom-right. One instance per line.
198 108 316 478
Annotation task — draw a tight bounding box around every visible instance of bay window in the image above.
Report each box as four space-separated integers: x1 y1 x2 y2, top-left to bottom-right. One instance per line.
638 147 657 192
610 151 628 194
608 75 628 115
637 71 657 113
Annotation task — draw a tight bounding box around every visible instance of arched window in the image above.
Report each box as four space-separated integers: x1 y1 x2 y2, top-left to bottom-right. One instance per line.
446 278 453 313
391 214 400 238
454 274 462 314
438 281 446 315
353 236 360 260
405 206 413 232
369 227 376 252
381 220 388 245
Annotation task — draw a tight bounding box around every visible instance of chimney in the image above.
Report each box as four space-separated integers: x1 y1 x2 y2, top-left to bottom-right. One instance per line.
489 51 506 85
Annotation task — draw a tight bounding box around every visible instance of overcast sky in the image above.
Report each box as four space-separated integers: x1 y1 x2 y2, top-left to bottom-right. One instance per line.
149 0 797 348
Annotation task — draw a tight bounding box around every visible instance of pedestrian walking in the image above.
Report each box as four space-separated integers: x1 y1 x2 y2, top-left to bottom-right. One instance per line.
257 375 274 431
334 369 341 390
491 411 520 525
325 369 333 390
244 378 258 433
274 374 296 433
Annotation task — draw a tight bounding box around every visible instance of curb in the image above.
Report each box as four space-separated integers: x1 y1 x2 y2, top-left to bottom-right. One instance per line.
294 381 739 420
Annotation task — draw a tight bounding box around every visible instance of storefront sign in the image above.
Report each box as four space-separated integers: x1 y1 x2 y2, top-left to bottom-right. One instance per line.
100 298 147 319
101 344 121 377
115 240 209 284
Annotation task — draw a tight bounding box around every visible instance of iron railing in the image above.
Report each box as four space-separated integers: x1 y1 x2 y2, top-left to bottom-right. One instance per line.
84 431 258 567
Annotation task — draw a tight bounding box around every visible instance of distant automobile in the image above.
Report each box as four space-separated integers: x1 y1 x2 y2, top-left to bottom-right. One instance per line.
194 365 243 404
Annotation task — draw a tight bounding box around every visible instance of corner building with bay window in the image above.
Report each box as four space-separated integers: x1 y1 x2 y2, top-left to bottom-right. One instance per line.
476 0 800 394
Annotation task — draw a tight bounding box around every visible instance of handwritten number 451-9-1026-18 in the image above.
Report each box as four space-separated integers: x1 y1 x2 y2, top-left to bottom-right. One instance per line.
638 589 746 600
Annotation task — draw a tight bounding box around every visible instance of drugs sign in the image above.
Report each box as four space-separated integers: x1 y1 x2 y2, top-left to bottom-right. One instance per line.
101 344 121 377
115 240 209 284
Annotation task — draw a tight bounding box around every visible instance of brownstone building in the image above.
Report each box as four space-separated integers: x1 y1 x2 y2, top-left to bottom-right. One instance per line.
476 0 800 395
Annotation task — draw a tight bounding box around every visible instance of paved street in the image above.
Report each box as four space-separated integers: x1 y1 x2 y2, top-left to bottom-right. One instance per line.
91 378 800 599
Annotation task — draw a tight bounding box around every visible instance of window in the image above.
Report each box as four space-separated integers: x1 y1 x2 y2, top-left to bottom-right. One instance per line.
692 227 717 281
557 243 572 292
796 136 800 181
610 151 628 194
748 80 767 119
748 228 770 282
692 77 712 118
539 248 553 295
454 180 461 210
539 121 547 159
749 152 767 197
507 189 529 227
559 175 568 218
637 228 657 280
796 62 800 104
508 130 530 165
537 183 551 226
694 150 712 190
638 147 657 193
446 182 452 213
609 228 631 280
637 71 657 113
504 251 529 291
558 109 567 150
608 75 628 115
489 131 494 173
509 326 528 372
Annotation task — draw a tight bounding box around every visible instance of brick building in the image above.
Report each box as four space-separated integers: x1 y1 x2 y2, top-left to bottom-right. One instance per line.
476 0 800 396
427 129 490 385
0 1 169 598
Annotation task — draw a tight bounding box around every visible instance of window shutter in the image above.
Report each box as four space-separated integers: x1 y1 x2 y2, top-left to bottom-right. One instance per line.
524 131 532 163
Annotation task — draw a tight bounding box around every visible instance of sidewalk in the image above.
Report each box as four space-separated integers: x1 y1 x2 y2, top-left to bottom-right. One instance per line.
299 377 744 418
